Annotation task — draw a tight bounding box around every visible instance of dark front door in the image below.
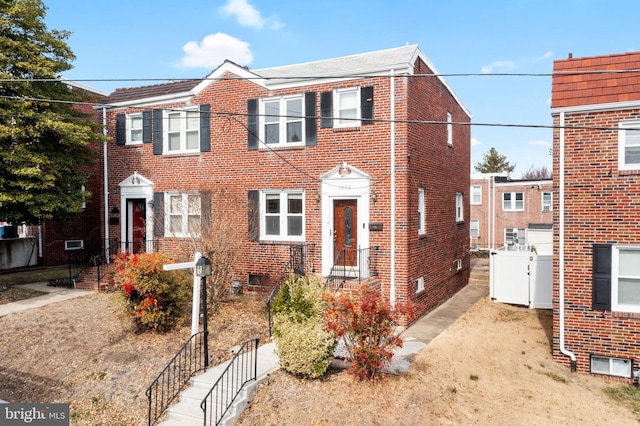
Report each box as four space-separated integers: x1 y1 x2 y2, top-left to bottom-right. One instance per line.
333 199 358 267
128 199 146 253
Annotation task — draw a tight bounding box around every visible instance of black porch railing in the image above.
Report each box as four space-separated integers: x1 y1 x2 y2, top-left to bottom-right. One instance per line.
201 338 259 426
146 331 208 426
325 246 378 292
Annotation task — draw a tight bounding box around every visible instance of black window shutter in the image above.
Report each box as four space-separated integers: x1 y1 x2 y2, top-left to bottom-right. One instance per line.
305 92 317 146
592 244 612 311
116 113 126 145
361 86 374 125
248 190 259 241
142 110 152 143
200 104 211 152
153 109 163 155
247 99 258 150
320 91 333 128
153 192 164 237
200 190 211 237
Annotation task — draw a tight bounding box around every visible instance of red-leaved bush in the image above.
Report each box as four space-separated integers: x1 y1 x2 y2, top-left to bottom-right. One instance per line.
324 287 414 381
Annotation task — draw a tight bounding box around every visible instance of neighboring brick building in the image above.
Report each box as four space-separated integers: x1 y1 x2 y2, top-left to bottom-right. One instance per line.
100 45 471 320
551 51 640 381
470 174 553 252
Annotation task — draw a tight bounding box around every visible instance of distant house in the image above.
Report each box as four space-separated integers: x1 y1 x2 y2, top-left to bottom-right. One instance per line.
470 174 553 253
551 51 640 381
99 45 472 321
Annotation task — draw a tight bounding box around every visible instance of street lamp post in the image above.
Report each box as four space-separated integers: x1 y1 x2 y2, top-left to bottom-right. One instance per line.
195 256 212 369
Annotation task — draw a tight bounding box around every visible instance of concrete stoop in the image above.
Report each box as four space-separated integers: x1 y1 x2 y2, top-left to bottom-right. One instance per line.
158 342 279 426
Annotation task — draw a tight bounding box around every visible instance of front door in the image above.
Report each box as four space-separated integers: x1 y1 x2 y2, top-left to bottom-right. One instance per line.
333 199 358 267
128 199 146 253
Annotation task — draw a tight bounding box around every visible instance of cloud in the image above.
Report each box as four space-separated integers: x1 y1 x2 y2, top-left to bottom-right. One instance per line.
221 0 283 30
471 137 481 147
537 51 553 61
480 60 515 74
529 139 551 146
177 33 253 69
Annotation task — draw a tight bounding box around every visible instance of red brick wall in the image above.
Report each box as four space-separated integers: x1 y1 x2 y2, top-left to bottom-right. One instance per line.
106 62 470 321
552 107 640 381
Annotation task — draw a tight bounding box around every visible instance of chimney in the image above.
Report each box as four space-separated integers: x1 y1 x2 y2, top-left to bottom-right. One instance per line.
568 53 573 59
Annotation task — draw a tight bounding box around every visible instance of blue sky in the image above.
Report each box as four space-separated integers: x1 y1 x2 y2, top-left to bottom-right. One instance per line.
44 0 639 177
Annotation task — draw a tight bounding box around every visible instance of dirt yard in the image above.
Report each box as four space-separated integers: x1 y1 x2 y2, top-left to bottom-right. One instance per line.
0 286 638 425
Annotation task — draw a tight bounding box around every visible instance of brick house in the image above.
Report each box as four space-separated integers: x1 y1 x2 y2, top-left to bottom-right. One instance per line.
470 174 553 252
100 45 471 319
551 51 640 381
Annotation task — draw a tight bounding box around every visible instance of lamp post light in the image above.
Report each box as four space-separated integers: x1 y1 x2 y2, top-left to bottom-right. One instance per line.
195 256 212 369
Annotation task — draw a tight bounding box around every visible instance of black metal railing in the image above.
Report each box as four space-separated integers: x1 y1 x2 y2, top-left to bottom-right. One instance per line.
325 246 378 292
201 338 259 426
146 331 208 426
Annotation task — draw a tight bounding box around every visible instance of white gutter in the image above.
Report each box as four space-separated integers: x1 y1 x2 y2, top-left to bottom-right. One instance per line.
558 111 577 371
390 69 396 306
103 107 110 263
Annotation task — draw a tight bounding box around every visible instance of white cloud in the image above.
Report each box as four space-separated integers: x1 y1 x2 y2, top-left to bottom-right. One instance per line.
471 137 481 146
529 139 551 146
177 33 253 69
537 51 553 61
480 60 515 74
221 0 283 30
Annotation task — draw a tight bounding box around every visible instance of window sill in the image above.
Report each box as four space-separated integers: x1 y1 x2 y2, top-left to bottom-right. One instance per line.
611 310 640 319
333 126 361 132
162 151 201 158
618 169 640 176
259 144 306 151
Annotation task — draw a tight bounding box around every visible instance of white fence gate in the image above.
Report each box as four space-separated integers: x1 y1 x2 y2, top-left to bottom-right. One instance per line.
490 248 552 309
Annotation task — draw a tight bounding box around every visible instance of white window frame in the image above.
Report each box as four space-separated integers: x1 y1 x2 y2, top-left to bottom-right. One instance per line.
260 95 305 148
542 191 552 212
334 87 361 128
590 355 632 378
505 228 525 245
447 112 453 146
260 190 305 242
502 192 524 211
126 113 143 145
416 276 424 293
455 193 463 222
611 245 640 313
470 219 479 238
165 192 201 238
165 108 200 153
418 188 425 235
618 120 640 170
471 185 482 205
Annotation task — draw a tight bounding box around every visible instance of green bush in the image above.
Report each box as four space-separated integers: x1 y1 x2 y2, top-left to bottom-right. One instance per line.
272 272 336 378
112 252 191 332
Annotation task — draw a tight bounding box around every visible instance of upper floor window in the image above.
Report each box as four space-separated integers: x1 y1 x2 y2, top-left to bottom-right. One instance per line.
262 96 305 146
166 109 200 153
128 114 143 144
456 193 463 222
471 185 482 205
166 193 201 238
503 192 524 211
261 190 305 242
447 112 453 146
542 191 552 211
612 246 640 313
319 86 374 129
418 188 425 235
619 120 640 170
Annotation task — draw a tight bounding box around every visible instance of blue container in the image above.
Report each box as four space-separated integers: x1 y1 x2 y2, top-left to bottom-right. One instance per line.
0 225 18 238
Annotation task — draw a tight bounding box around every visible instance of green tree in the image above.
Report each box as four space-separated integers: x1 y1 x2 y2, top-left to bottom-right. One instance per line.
0 0 102 224
474 147 516 174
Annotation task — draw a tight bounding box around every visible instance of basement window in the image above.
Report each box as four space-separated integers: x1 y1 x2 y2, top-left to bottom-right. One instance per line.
416 276 424 293
590 355 632 378
64 240 84 250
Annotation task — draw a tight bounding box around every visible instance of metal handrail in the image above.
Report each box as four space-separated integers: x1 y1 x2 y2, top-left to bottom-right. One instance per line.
325 246 378 292
146 331 207 426
201 338 259 426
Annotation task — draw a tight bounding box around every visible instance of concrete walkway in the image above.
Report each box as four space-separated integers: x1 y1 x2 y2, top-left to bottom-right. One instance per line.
0 282 92 318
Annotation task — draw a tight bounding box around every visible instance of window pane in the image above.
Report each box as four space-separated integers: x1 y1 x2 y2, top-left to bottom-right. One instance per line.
625 146 640 165
286 98 302 118
288 194 302 213
170 196 182 214
340 91 357 108
591 357 609 374
170 215 182 233
611 358 631 377
264 101 279 123
265 123 279 144
168 113 180 131
266 195 280 213
186 130 199 150
187 195 200 214
287 122 302 142
131 129 142 142
168 133 181 151
619 249 640 276
618 278 640 305
288 216 302 236
186 111 199 130
188 215 200 235
266 217 279 235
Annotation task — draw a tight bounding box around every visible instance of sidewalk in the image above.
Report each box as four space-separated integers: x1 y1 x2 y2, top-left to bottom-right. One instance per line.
0 282 92 318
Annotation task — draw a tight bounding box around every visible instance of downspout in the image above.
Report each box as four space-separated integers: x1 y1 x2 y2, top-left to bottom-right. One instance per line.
103 107 110 264
559 111 577 371
390 69 396 306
